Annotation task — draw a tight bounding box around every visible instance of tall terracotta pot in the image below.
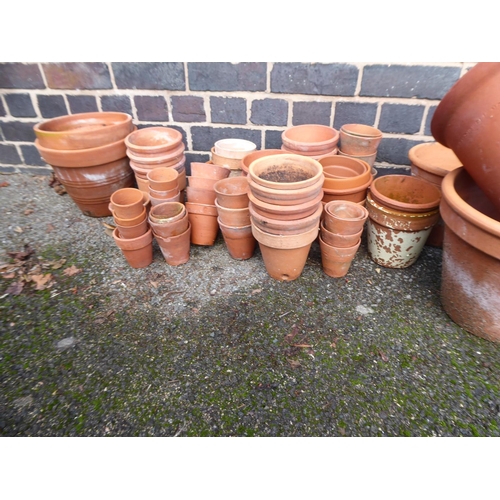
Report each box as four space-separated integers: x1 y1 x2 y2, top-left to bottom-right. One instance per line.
218 220 256 260
112 227 154 268
319 235 361 278
155 224 191 266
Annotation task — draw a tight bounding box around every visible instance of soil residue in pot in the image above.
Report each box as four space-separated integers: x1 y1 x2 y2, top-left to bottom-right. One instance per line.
259 165 313 183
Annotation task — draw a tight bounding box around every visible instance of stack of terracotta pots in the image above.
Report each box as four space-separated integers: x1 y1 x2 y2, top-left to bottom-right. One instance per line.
185 162 231 246
319 201 368 277
338 124 382 167
247 153 324 281
148 202 191 266
319 155 373 208
240 149 284 177
214 176 255 260
146 167 181 207
211 139 257 176
34 112 135 217
125 126 187 195
110 187 153 268
281 124 339 159
365 175 441 268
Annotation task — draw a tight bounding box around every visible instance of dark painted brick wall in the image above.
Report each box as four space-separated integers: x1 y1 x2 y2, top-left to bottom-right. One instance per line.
171 96 205 122
134 96 169 122
250 99 288 126
113 62 185 90
67 95 99 114
43 63 112 90
38 95 67 118
0 63 45 89
333 102 377 130
210 97 247 125
4 94 36 117
292 102 331 126
379 104 425 134
191 126 262 151
100 95 132 115
188 63 267 92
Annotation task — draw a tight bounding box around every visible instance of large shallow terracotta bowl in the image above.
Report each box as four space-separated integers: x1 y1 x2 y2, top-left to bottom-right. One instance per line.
125 126 183 156
34 112 133 151
282 125 339 153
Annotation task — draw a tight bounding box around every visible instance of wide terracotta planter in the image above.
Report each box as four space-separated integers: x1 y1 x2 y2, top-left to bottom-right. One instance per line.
323 200 369 235
248 153 323 190
35 136 129 168
215 200 250 227
320 156 371 186
124 126 183 156
320 220 363 248
112 227 153 268
155 223 191 266
440 167 500 342
240 149 284 176
214 139 257 159
431 62 500 213
190 162 231 180
282 125 339 153
319 235 361 278
252 223 318 281
339 124 382 155
249 201 323 236
185 202 219 246
34 112 133 150
50 156 135 217
146 167 179 192
409 141 462 247
248 176 324 206
110 187 146 219
214 176 249 208
218 219 256 260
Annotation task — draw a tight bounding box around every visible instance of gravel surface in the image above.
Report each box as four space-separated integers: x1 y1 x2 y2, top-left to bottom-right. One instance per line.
1 172 499 436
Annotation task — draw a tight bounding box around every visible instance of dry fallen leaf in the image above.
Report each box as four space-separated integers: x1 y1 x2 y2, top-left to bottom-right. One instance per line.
31 273 53 290
6 281 24 295
14 227 23 233
287 359 301 369
50 259 66 270
251 288 262 295
24 209 34 215
8 245 34 261
2 272 16 279
379 350 389 362
150 281 159 289
63 265 82 277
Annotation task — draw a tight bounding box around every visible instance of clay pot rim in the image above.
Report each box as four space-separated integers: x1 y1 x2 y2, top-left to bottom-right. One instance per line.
252 222 319 249
154 222 191 243
149 186 179 198
214 199 249 213
124 126 183 154
319 155 368 173
115 217 149 236
241 149 286 174
214 139 257 159
280 145 338 157
441 167 500 238
217 218 252 231
408 141 462 178
319 234 362 252
249 200 323 229
248 189 323 215
190 162 231 179
370 175 441 213
338 150 377 161
146 166 179 185
110 187 145 207
130 157 185 175
323 176 372 196
126 142 185 164
321 219 363 238
185 201 218 216
340 123 382 139
112 227 153 249
211 147 242 170
248 176 323 199
35 111 131 133
324 200 369 222
248 153 323 190
282 125 340 151
150 192 181 204
149 202 186 224
214 176 249 196
187 176 219 189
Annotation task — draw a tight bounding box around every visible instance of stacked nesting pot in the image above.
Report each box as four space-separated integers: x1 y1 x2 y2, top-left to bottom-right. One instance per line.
338 123 382 168
125 126 187 196
248 154 324 281
214 176 255 260
34 112 135 217
186 162 231 246
281 124 339 158
211 139 257 176
240 149 284 177
146 167 181 207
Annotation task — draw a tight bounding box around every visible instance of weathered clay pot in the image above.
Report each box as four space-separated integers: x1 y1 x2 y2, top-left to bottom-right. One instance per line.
186 186 217 206
126 142 185 165
440 167 500 342
338 149 377 168
187 176 219 191
149 186 180 200
112 227 153 268
218 219 256 260
252 223 319 281
323 200 369 235
240 149 284 176
248 176 324 206
150 191 181 207
320 156 371 188
215 200 250 227
149 201 186 225
281 144 338 158
409 141 462 247
149 211 189 238
110 187 146 219
34 112 133 150
190 162 231 180
214 139 257 159
125 126 183 156
319 235 361 278
322 176 372 204
282 125 339 153
185 202 219 246
211 147 242 171
115 217 149 239
146 167 179 192
155 223 191 266
214 177 249 209
431 62 500 212
320 220 363 248
339 124 382 155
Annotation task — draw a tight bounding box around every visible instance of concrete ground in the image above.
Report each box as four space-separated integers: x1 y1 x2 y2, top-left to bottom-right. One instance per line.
1 172 499 436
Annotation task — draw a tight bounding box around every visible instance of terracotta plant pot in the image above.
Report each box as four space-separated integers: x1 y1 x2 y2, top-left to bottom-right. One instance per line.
34 112 133 150
112 207 147 227
126 142 185 165
115 217 149 239
125 126 183 156
248 153 323 191
319 235 361 278
155 223 191 266
150 191 181 207
112 227 153 268
251 223 318 281
214 177 249 209
50 157 135 217
248 176 324 206
149 211 188 238
431 62 500 213
323 200 369 235
320 220 363 248
281 144 338 158
211 147 242 171
110 187 146 219
240 149 284 176
320 155 371 185
149 201 186 224
249 200 323 236
339 124 382 155
146 167 179 192
190 162 231 180
187 176 219 191
440 167 500 342
35 136 128 168
409 141 462 248
281 125 339 153
186 186 217 206
149 186 179 200
218 219 256 260
338 149 377 167
185 202 219 246
215 200 250 227
322 176 372 204
214 139 257 159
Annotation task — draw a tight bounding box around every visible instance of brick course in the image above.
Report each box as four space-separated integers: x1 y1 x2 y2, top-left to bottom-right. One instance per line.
38 95 68 118
188 63 267 92
113 63 185 90
210 97 247 125
292 101 331 126
4 93 36 117
250 98 288 126
134 96 169 122
43 63 112 90
67 95 99 114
